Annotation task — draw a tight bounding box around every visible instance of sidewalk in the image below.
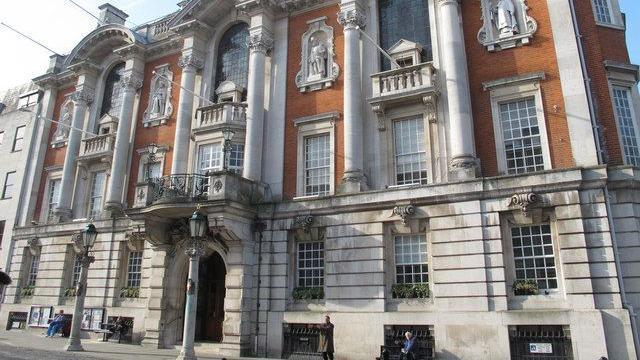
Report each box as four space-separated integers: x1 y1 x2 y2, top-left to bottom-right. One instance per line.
0 329 272 360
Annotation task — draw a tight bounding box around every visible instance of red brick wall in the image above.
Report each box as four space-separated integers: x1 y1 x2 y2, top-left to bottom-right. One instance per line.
283 5 344 198
126 54 182 206
573 1 630 164
34 86 75 220
462 0 574 176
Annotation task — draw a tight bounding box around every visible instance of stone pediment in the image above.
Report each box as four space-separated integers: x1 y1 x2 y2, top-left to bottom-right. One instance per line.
388 39 423 55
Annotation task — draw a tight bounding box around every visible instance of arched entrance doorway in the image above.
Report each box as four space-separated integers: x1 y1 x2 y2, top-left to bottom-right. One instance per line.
184 251 226 343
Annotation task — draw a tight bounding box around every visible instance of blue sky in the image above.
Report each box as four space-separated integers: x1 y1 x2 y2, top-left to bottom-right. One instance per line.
621 0 640 63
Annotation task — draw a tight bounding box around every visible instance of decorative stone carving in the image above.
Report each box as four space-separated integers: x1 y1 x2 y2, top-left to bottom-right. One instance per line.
143 64 174 127
393 205 416 225
337 4 367 30
477 0 537 52
27 238 40 256
125 230 146 251
422 94 438 123
71 89 95 105
248 31 274 55
184 238 205 258
296 17 340 93
52 97 73 148
119 73 144 91
372 104 386 131
508 192 539 217
178 53 205 71
292 215 314 232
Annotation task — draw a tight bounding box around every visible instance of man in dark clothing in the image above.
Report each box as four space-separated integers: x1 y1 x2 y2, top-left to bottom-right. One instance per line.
316 315 334 360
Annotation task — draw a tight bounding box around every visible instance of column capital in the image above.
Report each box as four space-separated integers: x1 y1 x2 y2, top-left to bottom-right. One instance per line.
437 0 460 7
184 238 205 258
71 89 95 105
449 155 479 173
338 1 367 30
119 72 144 91
248 28 274 54
178 52 205 71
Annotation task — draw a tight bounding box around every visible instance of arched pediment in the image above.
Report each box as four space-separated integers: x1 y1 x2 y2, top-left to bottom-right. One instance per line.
64 24 146 67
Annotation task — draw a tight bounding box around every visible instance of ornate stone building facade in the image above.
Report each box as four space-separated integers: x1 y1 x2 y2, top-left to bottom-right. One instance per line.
1 0 640 359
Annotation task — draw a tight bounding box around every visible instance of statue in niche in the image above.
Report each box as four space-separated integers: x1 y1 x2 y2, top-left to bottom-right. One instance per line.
308 36 328 79
150 79 168 118
493 0 519 37
52 101 72 147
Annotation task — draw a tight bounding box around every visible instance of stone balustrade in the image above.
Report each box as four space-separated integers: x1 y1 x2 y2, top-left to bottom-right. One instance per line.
371 62 437 99
194 103 247 133
81 134 115 157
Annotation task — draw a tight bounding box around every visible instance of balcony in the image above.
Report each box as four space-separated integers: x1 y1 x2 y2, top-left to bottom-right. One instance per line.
369 62 438 108
194 103 247 134
76 134 114 164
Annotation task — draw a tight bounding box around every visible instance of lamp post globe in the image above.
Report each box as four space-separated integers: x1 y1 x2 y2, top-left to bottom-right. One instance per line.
83 223 98 249
189 210 207 238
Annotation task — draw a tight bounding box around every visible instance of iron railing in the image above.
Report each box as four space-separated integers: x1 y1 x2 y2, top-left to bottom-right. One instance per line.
282 324 323 360
509 326 573 360
150 174 209 203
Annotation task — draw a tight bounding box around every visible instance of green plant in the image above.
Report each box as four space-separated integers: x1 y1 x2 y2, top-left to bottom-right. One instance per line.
64 287 77 297
292 287 324 300
513 279 539 296
20 286 34 297
120 287 140 298
391 283 430 299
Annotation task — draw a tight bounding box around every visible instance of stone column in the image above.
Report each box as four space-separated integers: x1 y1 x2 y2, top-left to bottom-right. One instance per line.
338 0 368 193
177 239 204 360
55 72 96 220
243 21 273 182
105 65 143 212
171 52 204 175
438 0 478 179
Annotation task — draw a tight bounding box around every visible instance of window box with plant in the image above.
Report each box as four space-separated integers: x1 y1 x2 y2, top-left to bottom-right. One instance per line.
20 286 34 297
391 283 430 299
64 287 77 297
513 279 539 296
292 287 324 301
120 287 140 299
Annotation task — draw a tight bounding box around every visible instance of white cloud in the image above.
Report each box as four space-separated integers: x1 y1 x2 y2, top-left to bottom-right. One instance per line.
0 0 178 90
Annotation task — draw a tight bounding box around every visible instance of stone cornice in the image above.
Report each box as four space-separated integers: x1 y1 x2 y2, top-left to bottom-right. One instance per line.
67 60 101 77
236 0 280 16
113 43 146 60
169 19 212 36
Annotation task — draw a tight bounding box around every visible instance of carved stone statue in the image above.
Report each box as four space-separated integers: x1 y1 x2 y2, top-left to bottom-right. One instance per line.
308 37 328 79
150 80 167 117
494 0 519 37
143 64 174 127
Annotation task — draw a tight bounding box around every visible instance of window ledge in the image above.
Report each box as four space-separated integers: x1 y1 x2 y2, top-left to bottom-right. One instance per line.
386 297 433 312
288 299 326 312
508 292 567 310
595 21 625 31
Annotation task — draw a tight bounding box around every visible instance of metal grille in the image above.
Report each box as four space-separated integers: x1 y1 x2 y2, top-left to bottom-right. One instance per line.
151 174 209 203
282 324 323 360
613 87 640 167
304 134 331 196
593 0 612 24
394 235 428 284
382 325 435 360
509 325 573 360
297 242 324 287
127 251 143 288
394 116 428 186
512 224 557 290
500 98 545 174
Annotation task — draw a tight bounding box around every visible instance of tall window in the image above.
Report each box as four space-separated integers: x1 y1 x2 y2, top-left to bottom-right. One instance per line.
126 251 143 288
499 98 545 174
71 255 82 287
100 63 125 117
47 179 61 221
2 171 16 199
394 117 427 185
304 134 331 196
512 224 558 290
18 92 39 108
297 242 324 288
0 221 5 248
13 125 25 152
228 144 245 174
394 235 428 284
593 0 612 23
378 0 431 69
613 87 640 167
27 252 40 287
215 23 250 99
88 171 106 218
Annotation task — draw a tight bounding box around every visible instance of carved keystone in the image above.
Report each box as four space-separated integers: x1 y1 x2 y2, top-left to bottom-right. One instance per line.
393 205 416 224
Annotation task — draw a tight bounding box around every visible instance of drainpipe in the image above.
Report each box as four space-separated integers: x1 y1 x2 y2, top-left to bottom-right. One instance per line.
568 1 640 357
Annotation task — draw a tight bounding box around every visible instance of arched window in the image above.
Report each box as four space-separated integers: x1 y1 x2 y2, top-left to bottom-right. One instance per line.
215 23 249 100
100 63 125 117
378 0 431 70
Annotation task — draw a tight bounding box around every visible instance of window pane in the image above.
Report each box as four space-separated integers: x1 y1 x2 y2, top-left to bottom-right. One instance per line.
394 234 428 284
215 23 250 100
304 134 331 196
198 143 223 173
28 253 41 287
72 255 82 287
48 179 61 222
127 250 143 288
594 0 612 23
89 171 106 218
3 172 16 199
296 242 325 287
13 126 25 152
394 117 428 185
499 98 545 174
100 63 125 117
613 87 640 166
511 224 558 290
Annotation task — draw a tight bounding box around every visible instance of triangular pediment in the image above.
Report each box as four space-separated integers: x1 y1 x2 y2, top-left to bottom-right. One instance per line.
388 39 423 56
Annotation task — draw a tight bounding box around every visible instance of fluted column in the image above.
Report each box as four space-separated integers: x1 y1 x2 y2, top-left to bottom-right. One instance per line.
243 27 273 182
104 71 143 212
438 0 478 179
338 0 368 193
54 83 95 220
171 53 204 175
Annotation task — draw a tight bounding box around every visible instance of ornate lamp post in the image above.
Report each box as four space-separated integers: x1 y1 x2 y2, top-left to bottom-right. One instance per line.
65 223 98 352
177 208 208 360
222 128 235 172
146 143 159 182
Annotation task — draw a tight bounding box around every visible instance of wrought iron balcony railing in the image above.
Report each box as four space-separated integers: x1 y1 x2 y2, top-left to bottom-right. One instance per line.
150 174 209 203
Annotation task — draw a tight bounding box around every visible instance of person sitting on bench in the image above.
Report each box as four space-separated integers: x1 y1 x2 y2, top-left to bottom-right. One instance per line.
45 310 66 337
